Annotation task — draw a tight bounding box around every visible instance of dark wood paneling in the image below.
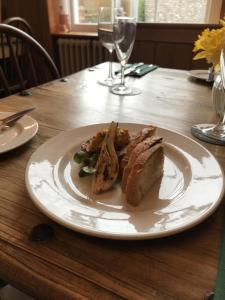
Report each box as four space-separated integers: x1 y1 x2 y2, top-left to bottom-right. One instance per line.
132 41 155 64
135 23 220 43
154 43 173 68
130 23 220 70
172 44 193 70
1 0 53 56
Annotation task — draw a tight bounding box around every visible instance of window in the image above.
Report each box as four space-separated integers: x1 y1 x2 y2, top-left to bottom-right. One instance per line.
140 0 223 24
70 0 223 32
70 0 111 32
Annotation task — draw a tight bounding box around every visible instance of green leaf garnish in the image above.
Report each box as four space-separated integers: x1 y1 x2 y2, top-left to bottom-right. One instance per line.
79 166 96 177
74 151 88 164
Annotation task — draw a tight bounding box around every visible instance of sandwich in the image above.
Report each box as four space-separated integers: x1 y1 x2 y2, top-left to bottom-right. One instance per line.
80 121 164 207
120 125 156 187
92 121 119 193
122 132 164 206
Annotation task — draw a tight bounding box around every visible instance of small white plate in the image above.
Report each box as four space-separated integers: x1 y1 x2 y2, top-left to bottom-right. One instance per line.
25 123 224 240
0 112 38 154
188 70 210 81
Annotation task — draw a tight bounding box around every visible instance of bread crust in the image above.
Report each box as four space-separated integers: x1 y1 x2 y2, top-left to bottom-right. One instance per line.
121 136 162 192
125 144 164 206
120 126 156 180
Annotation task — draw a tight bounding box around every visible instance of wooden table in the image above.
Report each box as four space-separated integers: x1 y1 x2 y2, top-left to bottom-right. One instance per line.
0 64 224 300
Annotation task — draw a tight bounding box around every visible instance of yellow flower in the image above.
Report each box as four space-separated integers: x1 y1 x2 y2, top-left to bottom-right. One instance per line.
193 17 225 71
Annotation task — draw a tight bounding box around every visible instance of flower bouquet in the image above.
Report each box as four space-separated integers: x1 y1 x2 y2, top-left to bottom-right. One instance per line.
193 17 225 72
191 17 225 145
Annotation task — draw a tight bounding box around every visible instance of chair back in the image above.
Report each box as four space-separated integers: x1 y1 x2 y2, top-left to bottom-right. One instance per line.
3 17 33 36
0 24 60 97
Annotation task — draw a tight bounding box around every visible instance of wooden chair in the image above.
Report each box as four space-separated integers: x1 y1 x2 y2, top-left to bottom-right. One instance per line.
3 17 33 36
0 24 60 97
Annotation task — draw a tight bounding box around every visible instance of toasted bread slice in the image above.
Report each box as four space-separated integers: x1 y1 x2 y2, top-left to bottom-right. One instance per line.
121 136 162 192
120 126 156 177
125 144 164 206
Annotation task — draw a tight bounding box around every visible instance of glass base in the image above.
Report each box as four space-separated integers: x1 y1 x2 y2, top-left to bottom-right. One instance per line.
191 124 225 145
111 84 141 96
98 77 121 87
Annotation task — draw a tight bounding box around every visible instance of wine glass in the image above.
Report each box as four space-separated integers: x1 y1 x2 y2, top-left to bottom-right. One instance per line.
111 9 141 96
97 7 120 87
191 49 225 145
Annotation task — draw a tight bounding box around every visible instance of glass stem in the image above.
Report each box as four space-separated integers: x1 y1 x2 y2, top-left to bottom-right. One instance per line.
108 50 113 80
121 64 125 86
213 113 225 134
213 85 225 135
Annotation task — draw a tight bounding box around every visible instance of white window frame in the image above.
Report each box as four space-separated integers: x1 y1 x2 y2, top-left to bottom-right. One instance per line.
70 0 137 32
70 0 97 33
69 0 223 32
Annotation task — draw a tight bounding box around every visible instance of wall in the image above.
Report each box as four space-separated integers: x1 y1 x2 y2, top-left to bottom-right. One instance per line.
131 23 217 70
1 0 53 56
1 0 221 72
221 0 225 18
54 22 218 75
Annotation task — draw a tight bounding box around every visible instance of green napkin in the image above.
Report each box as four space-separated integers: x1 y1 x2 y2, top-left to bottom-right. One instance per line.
115 63 158 77
130 64 158 77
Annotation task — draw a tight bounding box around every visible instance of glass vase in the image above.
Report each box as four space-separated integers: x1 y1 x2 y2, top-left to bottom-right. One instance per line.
191 72 225 145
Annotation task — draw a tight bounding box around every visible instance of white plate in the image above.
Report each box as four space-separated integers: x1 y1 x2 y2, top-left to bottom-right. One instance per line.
188 70 210 81
25 123 224 240
0 112 38 154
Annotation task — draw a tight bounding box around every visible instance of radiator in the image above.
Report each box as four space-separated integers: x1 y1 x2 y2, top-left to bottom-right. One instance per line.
57 38 109 76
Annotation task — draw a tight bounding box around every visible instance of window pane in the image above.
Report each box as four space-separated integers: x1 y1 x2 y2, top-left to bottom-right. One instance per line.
139 0 208 23
76 0 110 24
72 0 219 27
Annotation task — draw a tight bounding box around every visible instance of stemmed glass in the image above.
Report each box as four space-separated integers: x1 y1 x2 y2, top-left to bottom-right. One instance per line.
191 49 225 145
97 7 120 87
111 9 141 96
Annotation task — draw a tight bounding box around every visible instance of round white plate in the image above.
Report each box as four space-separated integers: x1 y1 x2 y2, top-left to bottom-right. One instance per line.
25 123 224 240
188 70 210 81
0 112 38 154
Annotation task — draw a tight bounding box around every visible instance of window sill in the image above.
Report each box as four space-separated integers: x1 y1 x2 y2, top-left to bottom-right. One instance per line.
50 23 220 39
51 31 98 38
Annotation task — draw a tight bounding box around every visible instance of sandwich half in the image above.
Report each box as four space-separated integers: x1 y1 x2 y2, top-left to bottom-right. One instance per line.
120 125 156 191
92 121 119 193
124 137 164 206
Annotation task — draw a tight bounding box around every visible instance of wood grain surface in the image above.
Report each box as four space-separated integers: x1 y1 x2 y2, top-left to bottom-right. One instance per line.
0 64 224 300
